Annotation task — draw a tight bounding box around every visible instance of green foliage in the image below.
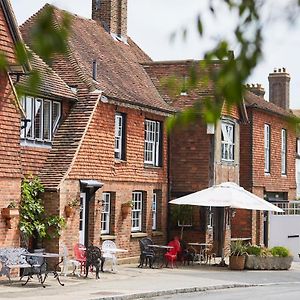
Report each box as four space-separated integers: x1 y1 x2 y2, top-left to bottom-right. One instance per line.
29 5 72 64
271 246 290 257
170 205 193 225
230 240 247 256
245 245 261 256
20 176 65 241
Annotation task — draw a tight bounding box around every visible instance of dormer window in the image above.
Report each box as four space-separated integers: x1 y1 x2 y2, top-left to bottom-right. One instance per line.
221 121 235 162
20 96 61 145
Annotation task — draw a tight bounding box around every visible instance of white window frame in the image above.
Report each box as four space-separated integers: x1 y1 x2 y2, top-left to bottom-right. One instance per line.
131 192 143 232
20 96 61 144
264 124 271 173
221 121 235 162
152 192 157 230
101 193 111 235
297 138 300 156
144 120 161 166
281 129 287 175
114 113 123 159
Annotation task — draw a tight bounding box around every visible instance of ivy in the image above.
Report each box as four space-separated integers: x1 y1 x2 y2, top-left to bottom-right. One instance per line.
20 176 66 241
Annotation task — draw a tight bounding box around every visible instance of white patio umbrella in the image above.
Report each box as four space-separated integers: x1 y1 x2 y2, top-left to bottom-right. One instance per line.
169 182 283 266
169 182 283 213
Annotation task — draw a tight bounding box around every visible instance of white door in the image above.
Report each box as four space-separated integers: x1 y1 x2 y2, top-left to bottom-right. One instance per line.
79 192 86 245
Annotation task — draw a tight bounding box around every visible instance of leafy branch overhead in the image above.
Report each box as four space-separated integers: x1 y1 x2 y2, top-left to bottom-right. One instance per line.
167 0 300 128
0 5 72 98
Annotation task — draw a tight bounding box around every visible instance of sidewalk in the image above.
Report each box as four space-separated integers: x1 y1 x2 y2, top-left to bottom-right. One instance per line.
1 262 300 300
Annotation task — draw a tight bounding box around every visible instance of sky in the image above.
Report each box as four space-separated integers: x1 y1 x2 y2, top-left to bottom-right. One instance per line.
10 0 300 109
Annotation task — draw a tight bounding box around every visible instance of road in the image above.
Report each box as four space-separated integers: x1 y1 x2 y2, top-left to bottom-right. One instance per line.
151 283 300 300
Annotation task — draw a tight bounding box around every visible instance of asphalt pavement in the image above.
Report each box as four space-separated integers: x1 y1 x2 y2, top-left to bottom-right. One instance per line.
1 261 300 300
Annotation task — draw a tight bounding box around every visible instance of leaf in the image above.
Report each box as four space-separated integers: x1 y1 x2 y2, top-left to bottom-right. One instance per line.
197 15 203 36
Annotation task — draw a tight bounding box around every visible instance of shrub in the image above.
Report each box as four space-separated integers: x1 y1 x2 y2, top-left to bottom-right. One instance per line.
246 245 261 256
230 240 247 256
271 246 290 257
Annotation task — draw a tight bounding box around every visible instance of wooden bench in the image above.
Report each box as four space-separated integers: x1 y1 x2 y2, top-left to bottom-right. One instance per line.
0 248 41 283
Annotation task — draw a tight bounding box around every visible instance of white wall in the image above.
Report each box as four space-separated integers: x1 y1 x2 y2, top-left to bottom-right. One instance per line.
269 215 300 261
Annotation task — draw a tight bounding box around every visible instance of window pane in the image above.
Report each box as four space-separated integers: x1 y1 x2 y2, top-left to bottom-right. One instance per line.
131 192 142 231
52 101 61 134
25 97 34 139
114 114 123 159
35 99 42 140
101 193 111 234
221 122 234 161
43 100 51 141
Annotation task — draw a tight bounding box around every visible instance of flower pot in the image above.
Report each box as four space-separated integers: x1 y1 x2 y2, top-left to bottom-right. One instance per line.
65 205 74 218
121 204 131 219
229 255 246 270
1 208 19 219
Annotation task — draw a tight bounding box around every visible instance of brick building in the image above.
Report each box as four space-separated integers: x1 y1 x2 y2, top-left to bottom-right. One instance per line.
20 1 174 260
238 69 297 246
144 60 248 255
0 0 29 247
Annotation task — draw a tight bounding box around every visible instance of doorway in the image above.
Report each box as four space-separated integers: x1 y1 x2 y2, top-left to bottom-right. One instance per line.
79 192 86 245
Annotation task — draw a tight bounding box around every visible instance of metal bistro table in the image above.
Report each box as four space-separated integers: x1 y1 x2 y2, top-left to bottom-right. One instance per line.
188 243 212 265
148 244 173 268
23 252 64 288
101 247 128 272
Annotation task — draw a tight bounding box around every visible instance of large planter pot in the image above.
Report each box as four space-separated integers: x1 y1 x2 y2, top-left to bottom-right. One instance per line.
1 208 19 218
229 255 246 270
245 255 293 270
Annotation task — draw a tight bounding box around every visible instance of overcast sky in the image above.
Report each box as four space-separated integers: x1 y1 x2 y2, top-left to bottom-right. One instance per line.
11 0 300 109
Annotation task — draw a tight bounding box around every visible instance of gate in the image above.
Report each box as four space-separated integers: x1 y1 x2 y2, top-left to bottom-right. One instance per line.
268 201 300 262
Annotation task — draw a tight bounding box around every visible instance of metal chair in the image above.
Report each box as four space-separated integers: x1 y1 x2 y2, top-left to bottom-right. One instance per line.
60 243 81 276
74 243 86 275
138 237 155 268
101 240 117 272
85 246 104 279
165 239 181 268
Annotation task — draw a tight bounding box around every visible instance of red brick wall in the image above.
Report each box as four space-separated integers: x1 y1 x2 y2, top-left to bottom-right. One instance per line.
0 71 21 247
0 8 17 65
240 108 296 196
170 120 210 194
237 107 297 245
69 103 167 183
58 103 169 259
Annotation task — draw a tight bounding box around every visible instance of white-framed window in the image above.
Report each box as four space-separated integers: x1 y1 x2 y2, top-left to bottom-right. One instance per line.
131 192 143 232
221 122 234 161
152 192 157 230
264 124 271 173
281 129 287 175
297 138 300 156
101 193 111 235
144 119 161 166
114 113 125 160
20 96 61 143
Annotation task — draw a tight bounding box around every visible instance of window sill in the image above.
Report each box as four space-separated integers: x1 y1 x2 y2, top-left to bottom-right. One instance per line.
100 235 116 240
281 174 287 177
114 159 127 164
131 232 147 238
144 164 162 169
264 172 271 176
21 140 52 149
152 231 164 237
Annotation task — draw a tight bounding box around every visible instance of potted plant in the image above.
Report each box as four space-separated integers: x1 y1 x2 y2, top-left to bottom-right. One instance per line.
1 200 19 218
229 240 247 270
65 199 79 217
1 201 19 228
121 201 133 218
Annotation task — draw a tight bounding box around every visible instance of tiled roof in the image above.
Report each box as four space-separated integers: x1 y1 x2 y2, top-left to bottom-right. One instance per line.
244 90 294 118
39 90 100 190
17 49 77 101
143 60 217 111
20 4 173 114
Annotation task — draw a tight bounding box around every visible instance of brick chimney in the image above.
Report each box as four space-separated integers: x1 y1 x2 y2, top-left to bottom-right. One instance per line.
92 0 127 40
246 84 265 98
268 68 290 110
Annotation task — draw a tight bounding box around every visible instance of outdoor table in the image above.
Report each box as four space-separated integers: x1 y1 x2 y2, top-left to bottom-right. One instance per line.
188 243 212 264
148 245 173 268
23 252 64 287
